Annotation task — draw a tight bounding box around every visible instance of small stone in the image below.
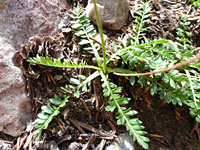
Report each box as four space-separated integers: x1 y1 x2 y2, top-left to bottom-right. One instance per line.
95 33 108 44
105 132 135 150
0 139 12 150
54 75 63 81
86 0 129 30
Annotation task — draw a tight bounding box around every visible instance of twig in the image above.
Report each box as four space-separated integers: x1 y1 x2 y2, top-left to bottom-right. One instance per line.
69 119 115 138
60 87 73 94
82 135 96 150
23 133 33 149
149 134 164 138
114 50 200 77
80 98 92 121
48 72 57 86
99 139 106 150
89 36 102 46
69 119 86 134
107 120 116 131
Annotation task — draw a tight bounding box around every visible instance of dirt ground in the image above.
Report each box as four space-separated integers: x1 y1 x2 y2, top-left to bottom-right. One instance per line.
135 99 199 150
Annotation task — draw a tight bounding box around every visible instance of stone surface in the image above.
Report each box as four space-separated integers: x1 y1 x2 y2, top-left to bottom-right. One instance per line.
0 0 71 137
86 0 129 30
0 0 71 49
0 38 31 137
105 132 135 150
0 139 12 150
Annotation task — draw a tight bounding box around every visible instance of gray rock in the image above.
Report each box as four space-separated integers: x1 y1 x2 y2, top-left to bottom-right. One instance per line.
86 0 129 30
0 0 71 49
105 132 135 150
0 0 71 137
0 139 12 150
0 39 31 137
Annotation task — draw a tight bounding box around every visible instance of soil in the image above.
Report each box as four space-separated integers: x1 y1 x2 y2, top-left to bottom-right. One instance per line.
1 0 200 150
135 99 199 150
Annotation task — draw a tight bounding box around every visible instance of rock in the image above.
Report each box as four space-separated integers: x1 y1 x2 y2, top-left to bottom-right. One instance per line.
35 141 59 150
86 0 129 30
0 0 72 49
0 38 32 137
0 0 72 137
0 139 12 150
105 132 135 150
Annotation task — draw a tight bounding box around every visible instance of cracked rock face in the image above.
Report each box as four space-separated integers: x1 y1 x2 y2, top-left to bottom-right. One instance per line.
86 0 129 30
0 0 71 137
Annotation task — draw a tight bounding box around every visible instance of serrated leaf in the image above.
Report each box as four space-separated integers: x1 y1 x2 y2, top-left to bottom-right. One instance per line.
137 137 149 149
100 71 149 149
105 103 116 112
34 95 70 140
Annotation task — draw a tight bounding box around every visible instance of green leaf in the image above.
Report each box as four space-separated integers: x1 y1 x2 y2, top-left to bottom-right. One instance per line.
37 113 49 120
162 74 170 83
78 75 87 80
50 96 63 105
130 77 136 86
112 42 118 52
137 137 149 149
41 105 53 114
168 70 179 77
100 71 149 149
106 103 116 112
72 23 82 29
74 90 80 98
79 39 90 45
150 83 157 96
35 119 46 124
75 30 85 36
27 56 101 71
170 78 176 88
70 78 81 85
70 6 102 67
34 95 70 140
138 77 146 87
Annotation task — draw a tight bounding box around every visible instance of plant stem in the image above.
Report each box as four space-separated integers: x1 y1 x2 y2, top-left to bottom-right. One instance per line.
135 0 152 11
93 0 107 73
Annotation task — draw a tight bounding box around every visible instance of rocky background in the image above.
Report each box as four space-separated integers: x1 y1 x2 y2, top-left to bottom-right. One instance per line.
0 0 72 137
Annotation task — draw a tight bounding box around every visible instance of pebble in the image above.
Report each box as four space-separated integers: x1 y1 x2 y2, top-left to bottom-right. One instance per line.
105 132 135 150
